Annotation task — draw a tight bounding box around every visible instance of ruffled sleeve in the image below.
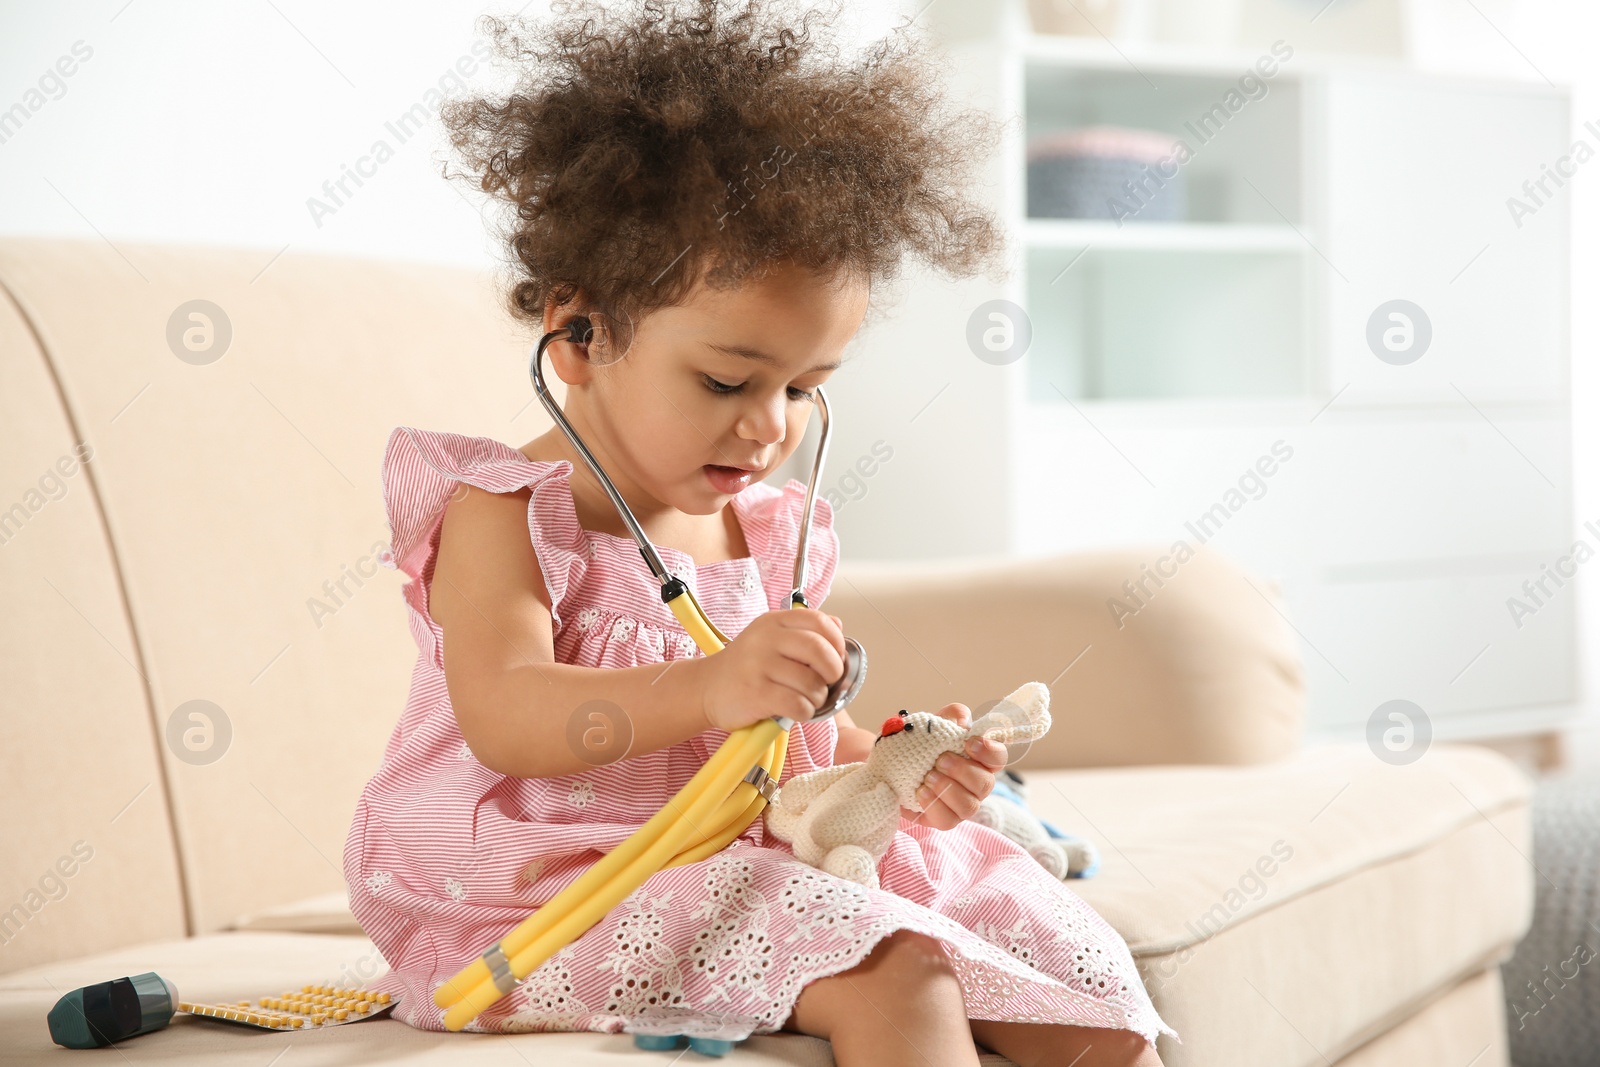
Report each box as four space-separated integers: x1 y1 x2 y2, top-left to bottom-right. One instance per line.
382 427 546 580
740 478 840 612
379 427 589 651
522 461 590 636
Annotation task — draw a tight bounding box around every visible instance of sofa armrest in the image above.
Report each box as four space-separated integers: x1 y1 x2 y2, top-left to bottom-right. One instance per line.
825 544 1305 768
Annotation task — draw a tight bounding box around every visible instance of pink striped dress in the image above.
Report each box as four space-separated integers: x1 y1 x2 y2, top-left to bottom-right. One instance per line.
344 426 1174 1047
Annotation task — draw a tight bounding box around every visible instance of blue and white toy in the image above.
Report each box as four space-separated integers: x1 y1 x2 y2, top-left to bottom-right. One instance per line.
633 1033 739 1056
978 770 1100 879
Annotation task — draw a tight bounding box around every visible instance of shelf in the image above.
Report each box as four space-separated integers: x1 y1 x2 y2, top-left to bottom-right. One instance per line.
1019 34 1312 79
1015 34 1568 92
1023 220 1307 252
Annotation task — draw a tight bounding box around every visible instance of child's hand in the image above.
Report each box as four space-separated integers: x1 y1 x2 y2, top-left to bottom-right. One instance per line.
699 609 847 732
900 703 1008 830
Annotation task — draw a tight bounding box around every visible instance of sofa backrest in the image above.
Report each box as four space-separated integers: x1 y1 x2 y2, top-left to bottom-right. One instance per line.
1 255 188 973
826 546 1305 771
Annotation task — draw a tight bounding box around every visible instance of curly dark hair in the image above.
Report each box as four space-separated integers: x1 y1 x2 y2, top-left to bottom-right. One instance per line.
440 0 1005 343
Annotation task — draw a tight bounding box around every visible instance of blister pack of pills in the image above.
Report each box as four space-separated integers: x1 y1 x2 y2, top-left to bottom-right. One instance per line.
179 984 394 1031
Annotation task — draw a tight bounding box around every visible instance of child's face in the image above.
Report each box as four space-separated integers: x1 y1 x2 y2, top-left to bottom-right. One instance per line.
554 262 869 516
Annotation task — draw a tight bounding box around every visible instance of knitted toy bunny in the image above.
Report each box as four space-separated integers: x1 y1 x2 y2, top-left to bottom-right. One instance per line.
765 681 1054 890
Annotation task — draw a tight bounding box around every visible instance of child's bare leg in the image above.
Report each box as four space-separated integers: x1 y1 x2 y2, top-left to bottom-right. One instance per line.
969 1019 1164 1067
780 930 979 1067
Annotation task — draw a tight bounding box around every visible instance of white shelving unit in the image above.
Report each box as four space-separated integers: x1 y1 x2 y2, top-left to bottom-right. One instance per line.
827 1 1576 747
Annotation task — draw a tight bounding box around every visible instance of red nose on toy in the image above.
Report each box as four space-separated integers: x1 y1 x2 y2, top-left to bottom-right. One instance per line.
880 711 909 737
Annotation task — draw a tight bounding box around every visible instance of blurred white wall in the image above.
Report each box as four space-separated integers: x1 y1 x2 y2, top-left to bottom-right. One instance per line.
1 0 1596 766
0 1 909 264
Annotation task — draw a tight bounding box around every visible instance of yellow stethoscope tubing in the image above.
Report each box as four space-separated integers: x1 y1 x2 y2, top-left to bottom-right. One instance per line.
439 720 782 1030
433 589 795 1029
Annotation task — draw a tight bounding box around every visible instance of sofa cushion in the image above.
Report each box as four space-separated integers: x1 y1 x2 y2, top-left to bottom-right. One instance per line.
0 931 1024 1065
1028 742 1533 1066
227 891 364 936
2 744 1529 1066
1334 967 1509 1067
213 743 1531 1067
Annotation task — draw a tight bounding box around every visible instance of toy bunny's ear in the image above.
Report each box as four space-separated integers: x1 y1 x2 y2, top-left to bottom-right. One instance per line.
970 682 1052 745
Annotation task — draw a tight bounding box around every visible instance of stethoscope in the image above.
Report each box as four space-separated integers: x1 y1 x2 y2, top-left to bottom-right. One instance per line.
434 316 869 1030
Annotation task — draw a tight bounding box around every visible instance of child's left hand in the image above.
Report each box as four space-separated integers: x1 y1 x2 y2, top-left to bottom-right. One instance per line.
901 702 1008 830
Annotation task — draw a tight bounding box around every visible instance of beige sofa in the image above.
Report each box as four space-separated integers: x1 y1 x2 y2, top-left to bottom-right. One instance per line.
0 237 1533 1065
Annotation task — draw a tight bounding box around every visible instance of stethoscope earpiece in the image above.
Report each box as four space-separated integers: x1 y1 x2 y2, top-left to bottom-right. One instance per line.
565 315 594 346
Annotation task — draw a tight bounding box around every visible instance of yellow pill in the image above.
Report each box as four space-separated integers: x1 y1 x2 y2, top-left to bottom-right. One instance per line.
354 1002 370 1014
375 993 391 1004
333 1009 348 1021
302 984 314 993
311 1013 326 1025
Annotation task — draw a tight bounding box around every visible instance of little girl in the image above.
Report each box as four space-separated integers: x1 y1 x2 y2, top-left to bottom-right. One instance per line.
343 2 1173 1064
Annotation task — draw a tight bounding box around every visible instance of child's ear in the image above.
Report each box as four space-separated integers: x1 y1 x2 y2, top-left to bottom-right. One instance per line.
969 682 1052 745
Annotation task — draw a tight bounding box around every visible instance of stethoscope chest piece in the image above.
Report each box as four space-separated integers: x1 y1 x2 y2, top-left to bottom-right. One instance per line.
816 637 868 722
